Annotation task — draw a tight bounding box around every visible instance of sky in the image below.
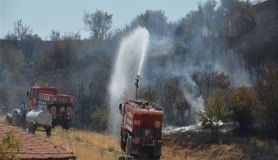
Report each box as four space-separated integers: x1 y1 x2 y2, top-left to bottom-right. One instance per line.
0 0 258 39
0 0 206 39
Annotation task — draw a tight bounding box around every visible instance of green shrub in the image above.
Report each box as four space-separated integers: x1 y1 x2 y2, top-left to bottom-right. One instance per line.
0 129 21 160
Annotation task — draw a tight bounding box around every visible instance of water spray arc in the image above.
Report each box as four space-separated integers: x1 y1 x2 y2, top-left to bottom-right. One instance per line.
108 27 150 135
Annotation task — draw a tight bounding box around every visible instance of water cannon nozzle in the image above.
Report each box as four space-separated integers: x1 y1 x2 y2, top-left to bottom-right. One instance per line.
135 75 140 89
135 75 140 99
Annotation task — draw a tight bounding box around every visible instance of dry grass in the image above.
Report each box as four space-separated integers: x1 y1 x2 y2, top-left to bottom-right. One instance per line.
37 127 123 160
162 135 278 160
162 141 249 160
1 114 277 160
40 127 250 160
0 116 6 123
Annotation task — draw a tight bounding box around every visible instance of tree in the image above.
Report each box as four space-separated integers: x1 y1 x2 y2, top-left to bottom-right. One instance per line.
91 107 108 131
22 33 42 61
0 45 24 74
256 66 278 133
231 86 257 130
193 69 230 98
174 95 190 125
162 78 181 123
131 10 170 36
4 19 42 61
50 30 61 41
200 90 231 141
38 35 78 72
62 32 81 41
219 0 255 37
83 10 113 39
5 19 32 41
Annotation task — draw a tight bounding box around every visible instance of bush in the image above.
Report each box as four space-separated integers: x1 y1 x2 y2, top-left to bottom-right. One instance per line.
200 90 231 141
256 66 278 133
0 45 24 74
91 107 108 131
0 129 21 160
231 87 258 130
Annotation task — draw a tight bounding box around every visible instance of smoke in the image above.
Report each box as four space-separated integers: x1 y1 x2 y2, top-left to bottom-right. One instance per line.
142 27 251 124
109 27 150 134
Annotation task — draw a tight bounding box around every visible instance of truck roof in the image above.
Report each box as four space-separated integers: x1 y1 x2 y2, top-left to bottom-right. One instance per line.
31 84 56 89
125 99 163 113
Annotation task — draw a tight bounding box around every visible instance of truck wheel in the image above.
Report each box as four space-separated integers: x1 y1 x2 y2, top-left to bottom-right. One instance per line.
116 155 125 160
62 121 70 130
28 124 37 134
125 136 131 155
12 112 18 125
121 135 126 150
52 120 56 128
151 156 160 160
45 127 51 137
149 147 161 160
5 116 11 124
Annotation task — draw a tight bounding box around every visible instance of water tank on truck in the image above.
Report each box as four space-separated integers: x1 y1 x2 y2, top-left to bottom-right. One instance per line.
118 76 164 160
26 106 52 137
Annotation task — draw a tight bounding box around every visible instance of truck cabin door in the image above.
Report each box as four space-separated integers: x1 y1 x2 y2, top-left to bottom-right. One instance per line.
27 89 37 110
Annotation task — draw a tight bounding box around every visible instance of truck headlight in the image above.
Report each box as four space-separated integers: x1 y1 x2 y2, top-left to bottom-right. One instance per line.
155 121 161 128
144 129 151 137
50 106 57 114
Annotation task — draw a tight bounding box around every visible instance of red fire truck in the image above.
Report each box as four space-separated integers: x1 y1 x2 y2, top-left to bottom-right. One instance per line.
119 99 163 159
26 84 74 129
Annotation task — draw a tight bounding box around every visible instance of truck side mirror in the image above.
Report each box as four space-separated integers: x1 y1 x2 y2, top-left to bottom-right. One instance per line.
26 91 30 98
119 104 122 113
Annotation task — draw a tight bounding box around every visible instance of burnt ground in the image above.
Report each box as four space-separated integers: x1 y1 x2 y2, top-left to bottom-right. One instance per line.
162 134 278 160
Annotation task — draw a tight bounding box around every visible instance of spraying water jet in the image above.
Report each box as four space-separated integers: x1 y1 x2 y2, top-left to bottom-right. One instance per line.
109 27 150 135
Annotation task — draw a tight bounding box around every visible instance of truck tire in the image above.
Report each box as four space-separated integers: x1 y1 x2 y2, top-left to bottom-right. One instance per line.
150 156 160 160
45 127 51 137
116 155 125 160
5 115 12 124
52 120 57 128
28 124 37 134
149 147 161 160
121 135 126 150
62 120 70 130
13 112 19 125
125 136 132 156
117 155 134 160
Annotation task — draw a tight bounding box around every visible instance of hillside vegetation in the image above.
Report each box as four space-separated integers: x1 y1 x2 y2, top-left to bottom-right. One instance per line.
1 0 278 159
1 0 277 134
